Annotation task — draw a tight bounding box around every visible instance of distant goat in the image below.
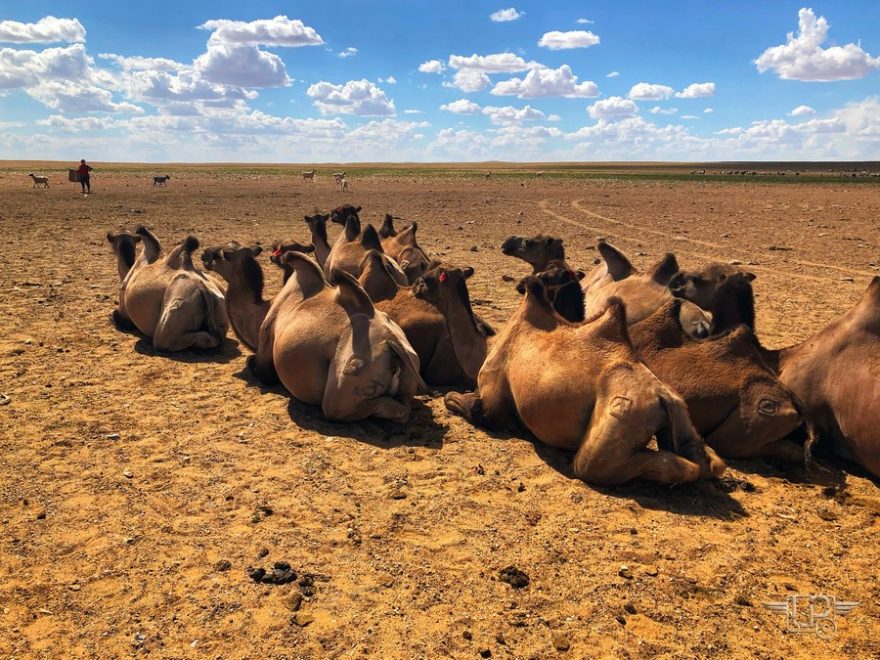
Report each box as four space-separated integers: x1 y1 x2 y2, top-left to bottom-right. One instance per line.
29 173 49 188
302 169 316 182
341 178 349 192
153 175 171 186
334 171 346 183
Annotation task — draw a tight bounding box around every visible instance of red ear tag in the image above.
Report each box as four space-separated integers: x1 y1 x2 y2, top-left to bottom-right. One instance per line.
439 272 447 283
272 248 282 258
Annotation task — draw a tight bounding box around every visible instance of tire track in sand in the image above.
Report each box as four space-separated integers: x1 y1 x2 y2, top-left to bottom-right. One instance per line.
537 200 860 285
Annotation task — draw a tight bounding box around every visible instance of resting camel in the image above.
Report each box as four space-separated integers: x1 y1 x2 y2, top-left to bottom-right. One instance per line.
108 226 228 352
251 251 425 423
442 275 724 485
584 241 712 339
668 264 756 334
304 213 332 269
353 250 473 385
629 300 809 462
672 265 880 477
377 215 433 283
325 217 408 285
502 234 586 321
268 240 315 284
330 204 361 227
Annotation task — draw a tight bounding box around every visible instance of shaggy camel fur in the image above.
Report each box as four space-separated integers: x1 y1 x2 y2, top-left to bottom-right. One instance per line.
673 266 880 477
356 251 473 386
444 276 725 485
629 300 808 462
251 251 425 423
304 213 332 269
325 217 408 285
109 226 228 351
502 234 585 321
584 240 713 339
377 215 432 283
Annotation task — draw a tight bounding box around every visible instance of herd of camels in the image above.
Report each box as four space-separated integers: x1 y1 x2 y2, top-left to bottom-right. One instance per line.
106 203 880 486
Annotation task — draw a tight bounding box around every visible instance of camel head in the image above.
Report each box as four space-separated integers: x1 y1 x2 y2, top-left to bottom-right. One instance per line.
330 204 362 226
379 214 398 238
501 235 565 271
329 268 426 422
303 213 330 242
200 242 248 281
412 266 475 310
669 263 756 308
269 240 314 267
106 230 142 278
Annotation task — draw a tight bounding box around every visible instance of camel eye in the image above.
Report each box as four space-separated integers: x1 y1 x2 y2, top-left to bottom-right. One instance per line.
758 399 780 416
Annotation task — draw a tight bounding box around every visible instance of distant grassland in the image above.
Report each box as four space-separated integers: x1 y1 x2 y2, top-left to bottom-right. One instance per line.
2 160 878 184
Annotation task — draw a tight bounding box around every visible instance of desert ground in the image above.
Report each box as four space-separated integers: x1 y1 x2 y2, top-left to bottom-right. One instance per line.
1 163 878 659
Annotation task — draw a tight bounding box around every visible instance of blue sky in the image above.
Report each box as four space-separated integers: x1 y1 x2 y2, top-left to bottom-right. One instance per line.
1 2 878 162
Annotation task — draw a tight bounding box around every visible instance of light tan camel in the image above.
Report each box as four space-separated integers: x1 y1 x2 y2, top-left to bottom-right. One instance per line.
443 275 725 485
584 241 712 339
268 240 315 284
108 226 228 351
629 300 809 462
672 266 880 477
355 250 473 386
377 215 432 283
251 251 425 423
325 217 408 285
106 230 141 282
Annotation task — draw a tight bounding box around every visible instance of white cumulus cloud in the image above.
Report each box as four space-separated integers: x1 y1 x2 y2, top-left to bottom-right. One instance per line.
676 82 716 98
448 52 532 73
482 104 546 125
440 98 481 114
588 96 638 120
576 18 594 25
755 8 880 81
307 79 395 116
490 8 524 22
649 106 677 115
418 59 445 74
195 43 290 87
445 69 491 92
790 104 815 117
537 30 600 50
338 47 358 59
198 15 323 47
628 82 675 100
491 64 598 98
99 53 187 72
606 71 619 78
0 16 85 44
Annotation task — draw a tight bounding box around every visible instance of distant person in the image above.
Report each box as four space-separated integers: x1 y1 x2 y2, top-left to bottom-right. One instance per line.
77 159 93 193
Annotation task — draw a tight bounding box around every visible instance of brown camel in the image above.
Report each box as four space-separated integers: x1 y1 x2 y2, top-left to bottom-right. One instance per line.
443 275 725 486
672 266 880 477
304 213 332 269
501 234 585 321
330 204 361 226
106 230 141 282
668 263 756 333
108 226 228 351
250 251 425 423
377 215 432 283
629 300 809 462
268 240 315 283
355 250 473 385
584 240 713 339
325 218 408 285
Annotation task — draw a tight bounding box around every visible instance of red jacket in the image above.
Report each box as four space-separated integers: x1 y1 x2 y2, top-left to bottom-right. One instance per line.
78 164 91 175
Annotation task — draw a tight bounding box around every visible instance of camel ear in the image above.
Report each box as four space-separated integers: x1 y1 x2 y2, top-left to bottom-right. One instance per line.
106 232 113 242
361 224 382 251
304 215 311 222
649 253 680 285
462 267 475 279
575 270 586 281
250 246 263 257
744 271 756 282
355 206 362 213
332 268 375 317
598 241 633 280
398 222 418 245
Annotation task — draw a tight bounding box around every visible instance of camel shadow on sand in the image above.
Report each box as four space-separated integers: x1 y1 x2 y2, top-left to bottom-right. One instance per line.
233 364 446 450
133 336 242 364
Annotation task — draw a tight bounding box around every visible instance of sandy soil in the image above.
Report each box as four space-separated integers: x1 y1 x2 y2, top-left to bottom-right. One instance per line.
1 166 879 659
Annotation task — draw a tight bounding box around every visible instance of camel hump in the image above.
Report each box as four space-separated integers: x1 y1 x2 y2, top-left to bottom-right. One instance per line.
398 221 419 244
183 235 199 254
865 276 880 305
649 252 680 285
360 224 383 251
597 241 633 280
283 250 327 297
585 296 630 343
331 268 375 318
135 225 162 262
359 249 386 272
379 214 397 238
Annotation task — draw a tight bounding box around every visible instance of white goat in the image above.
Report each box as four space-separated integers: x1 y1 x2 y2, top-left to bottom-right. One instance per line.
153 175 171 186
29 173 49 188
340 178 349 192
302 169 316 182
333 171 346 184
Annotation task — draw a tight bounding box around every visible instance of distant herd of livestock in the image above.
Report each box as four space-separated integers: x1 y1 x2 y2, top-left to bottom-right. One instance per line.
24 170 351 190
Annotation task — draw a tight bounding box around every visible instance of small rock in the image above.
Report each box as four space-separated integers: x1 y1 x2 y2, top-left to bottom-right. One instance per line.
817 508 838 521
257 547 269 558
69 583 81 591
840 277 854 282
618 565 633 580
495 632 506 645
36 511 46 520
644 565 659 577
246 566 266 583
730 260 743 266
258 505 273 516
479 649 492 659
499 566 530 589
286 593 303 612
615 615 627 626
470 245 479 252
501 275 515 282
516 482 525 493
463 630 473 640
623 602 637 615
105 433 120 440
291 612 314 627
389 489 407 500
123 470 133 479
0 394 11 406
735 594 752 607
552 633 570 651
215 560 231 572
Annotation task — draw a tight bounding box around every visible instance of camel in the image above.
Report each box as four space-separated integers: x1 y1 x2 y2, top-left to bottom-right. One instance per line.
501 234 585 321
629 300 809 462
354 250 473 385
325 217 408 285
377 215 432 283
106 230 141 282
303 213 332 269
443 275 725 486
108 226 228 352
330 204 361 227
584 241 713 339
672 265 880 477
268 240 315 284
251 251 425 423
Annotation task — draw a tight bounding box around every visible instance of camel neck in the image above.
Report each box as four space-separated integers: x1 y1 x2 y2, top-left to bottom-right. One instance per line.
225 265 270 351
442 286 487 380
712 284 756 333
